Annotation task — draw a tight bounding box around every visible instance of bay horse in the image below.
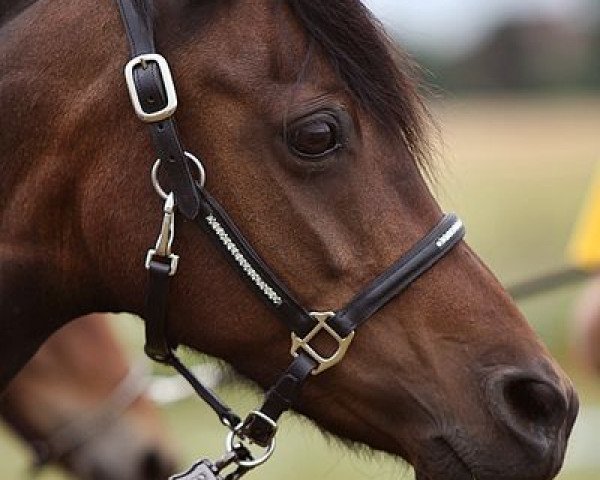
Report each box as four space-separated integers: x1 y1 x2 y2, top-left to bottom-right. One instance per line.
0 314 177 479
0 1 578 479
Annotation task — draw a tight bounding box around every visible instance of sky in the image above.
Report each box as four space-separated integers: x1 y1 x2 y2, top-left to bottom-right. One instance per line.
362 0 597 56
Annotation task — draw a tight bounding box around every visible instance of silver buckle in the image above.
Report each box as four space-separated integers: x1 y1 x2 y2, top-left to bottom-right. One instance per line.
124 53 178 123
145 193 179 276
290 312 355 375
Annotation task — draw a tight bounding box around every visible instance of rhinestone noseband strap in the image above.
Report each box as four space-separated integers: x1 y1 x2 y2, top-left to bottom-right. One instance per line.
116 1 466 478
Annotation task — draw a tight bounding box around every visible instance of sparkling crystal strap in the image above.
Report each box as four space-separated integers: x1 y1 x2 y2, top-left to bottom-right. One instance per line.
195 187 316 335
205 215 283 305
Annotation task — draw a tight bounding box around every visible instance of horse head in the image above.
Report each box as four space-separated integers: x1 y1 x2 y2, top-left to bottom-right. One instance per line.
0 1 577 479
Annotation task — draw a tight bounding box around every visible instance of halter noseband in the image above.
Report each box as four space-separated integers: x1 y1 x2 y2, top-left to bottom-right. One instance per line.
116 1 465 478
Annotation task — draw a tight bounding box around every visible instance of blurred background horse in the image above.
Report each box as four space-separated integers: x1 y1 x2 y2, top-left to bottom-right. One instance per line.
0 314 177 480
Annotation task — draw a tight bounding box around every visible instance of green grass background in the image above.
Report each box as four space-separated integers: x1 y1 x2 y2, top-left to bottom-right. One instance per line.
1 96 600 479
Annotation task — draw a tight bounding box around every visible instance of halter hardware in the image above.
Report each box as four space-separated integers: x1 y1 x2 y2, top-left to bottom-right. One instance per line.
151 152 207 200
170 449 252 480
291 312 355 375
145 193 179 276
124 53 178 122
226 425 276 468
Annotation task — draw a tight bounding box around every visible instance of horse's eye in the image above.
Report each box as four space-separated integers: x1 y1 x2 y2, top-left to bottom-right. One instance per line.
287 114 342 159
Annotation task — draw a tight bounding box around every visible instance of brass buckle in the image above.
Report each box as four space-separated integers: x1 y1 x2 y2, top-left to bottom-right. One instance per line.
290 312 355 375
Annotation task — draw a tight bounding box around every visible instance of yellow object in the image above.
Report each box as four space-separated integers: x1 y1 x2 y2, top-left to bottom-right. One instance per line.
569 165 600 270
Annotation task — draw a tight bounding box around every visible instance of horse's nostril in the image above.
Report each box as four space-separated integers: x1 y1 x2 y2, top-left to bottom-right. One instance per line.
140 447 175 480
503 378 568 427
481 369 578 477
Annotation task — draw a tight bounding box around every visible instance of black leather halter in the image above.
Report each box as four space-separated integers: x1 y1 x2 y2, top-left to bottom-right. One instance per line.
116 1 465 477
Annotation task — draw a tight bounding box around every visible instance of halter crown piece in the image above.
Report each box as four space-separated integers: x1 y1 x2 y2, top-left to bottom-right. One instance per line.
115 1 466 478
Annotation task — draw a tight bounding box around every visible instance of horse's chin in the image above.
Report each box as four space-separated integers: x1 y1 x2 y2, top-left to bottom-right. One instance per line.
415 471 475 480
415 472 433 480
413 438 476 480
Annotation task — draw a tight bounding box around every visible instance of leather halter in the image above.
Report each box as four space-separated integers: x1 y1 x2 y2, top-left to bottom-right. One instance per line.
116 0 465 477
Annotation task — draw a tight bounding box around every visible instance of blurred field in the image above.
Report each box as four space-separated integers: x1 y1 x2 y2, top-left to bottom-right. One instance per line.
1 95 600 479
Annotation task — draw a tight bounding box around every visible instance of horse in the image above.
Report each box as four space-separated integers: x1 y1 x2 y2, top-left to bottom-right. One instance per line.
0 1 578 479
0 314 178 479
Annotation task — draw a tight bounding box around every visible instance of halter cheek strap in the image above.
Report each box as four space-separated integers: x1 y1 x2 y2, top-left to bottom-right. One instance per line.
116 0 466 476
117 0 200 219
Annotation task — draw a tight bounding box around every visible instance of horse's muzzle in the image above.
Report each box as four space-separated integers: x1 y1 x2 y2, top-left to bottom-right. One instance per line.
414 365 578 480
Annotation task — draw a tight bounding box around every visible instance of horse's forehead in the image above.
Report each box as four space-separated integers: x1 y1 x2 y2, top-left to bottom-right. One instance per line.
164 0 315 84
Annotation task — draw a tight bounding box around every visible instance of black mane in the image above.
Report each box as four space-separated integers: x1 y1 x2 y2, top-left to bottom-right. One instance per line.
288 0 429 165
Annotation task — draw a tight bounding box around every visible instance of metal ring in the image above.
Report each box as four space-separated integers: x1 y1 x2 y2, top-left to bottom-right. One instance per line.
151 151 206 200
225 429 276 468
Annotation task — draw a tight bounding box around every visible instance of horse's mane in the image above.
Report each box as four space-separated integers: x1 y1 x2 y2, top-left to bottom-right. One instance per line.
287 0 430 168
